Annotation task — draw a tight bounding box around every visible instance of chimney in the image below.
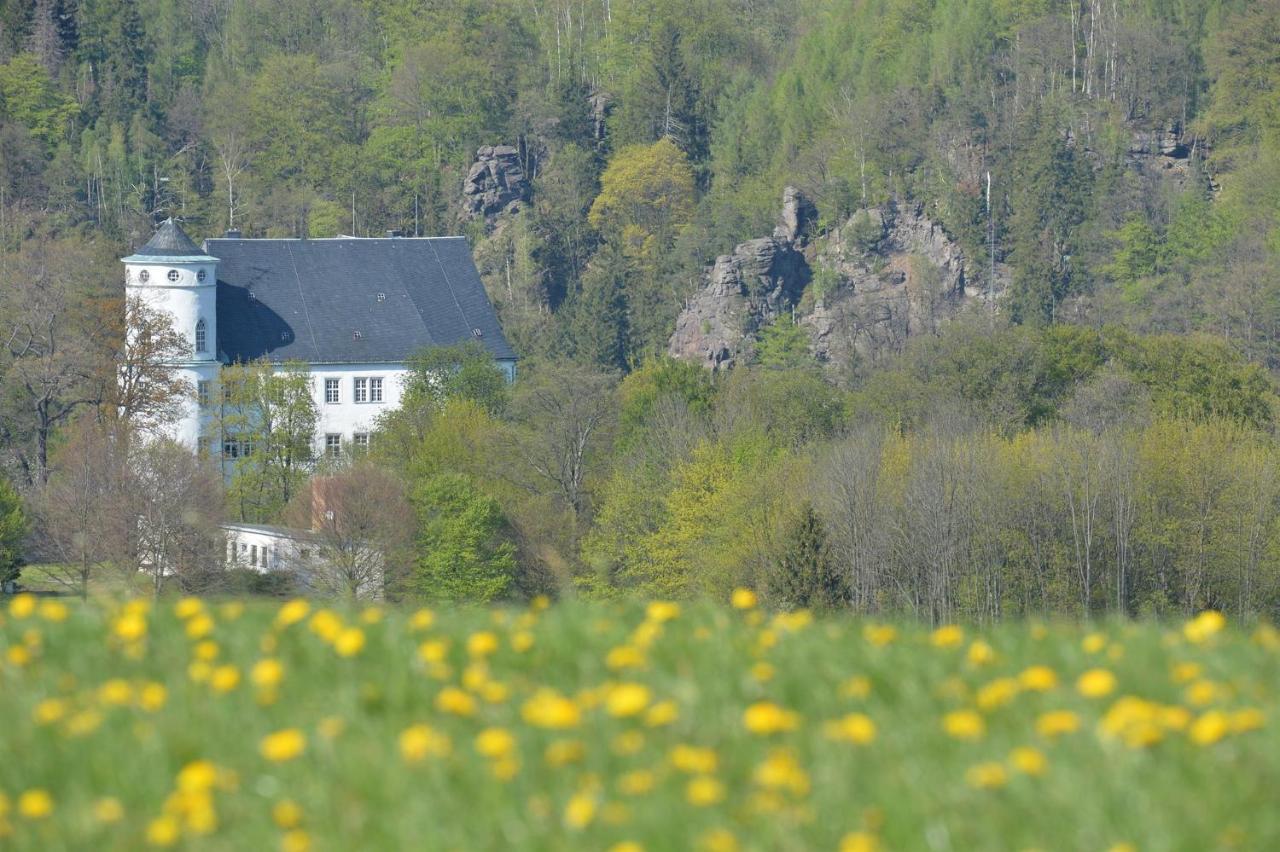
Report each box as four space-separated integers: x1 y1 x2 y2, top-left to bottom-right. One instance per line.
310 476 335 532
225 228 242 238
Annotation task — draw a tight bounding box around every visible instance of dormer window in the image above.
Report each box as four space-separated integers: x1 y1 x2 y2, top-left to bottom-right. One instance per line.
195 318 207 353
167 269 180 282
197 269 207 282
376 293 386 302
138 269 150 283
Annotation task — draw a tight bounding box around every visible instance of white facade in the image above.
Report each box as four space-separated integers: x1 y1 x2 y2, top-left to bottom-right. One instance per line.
308 363 410 458
223 523 305 573
123 254 220 448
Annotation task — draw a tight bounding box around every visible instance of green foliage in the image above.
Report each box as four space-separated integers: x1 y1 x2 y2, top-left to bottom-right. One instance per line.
616 358 715 449
588 138 695 260
0 54 78 148
767 502 847 611
411 473 519 602
754 314 814 371
0 476 28 586
403 342 509 417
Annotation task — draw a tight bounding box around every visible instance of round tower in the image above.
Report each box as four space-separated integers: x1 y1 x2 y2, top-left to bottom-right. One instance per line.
122 219 220 450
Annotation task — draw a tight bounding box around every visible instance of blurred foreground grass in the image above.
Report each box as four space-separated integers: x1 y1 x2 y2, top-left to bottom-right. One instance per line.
1 593 1277 851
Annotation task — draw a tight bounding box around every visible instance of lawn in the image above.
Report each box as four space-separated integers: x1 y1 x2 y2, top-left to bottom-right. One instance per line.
1 593 1276 851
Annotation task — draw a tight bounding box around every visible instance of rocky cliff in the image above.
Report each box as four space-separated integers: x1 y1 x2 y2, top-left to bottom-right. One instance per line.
462 145 531 229
669 190 981 371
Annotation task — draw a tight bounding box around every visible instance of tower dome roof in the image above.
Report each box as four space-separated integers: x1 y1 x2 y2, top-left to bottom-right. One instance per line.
122 218 218 263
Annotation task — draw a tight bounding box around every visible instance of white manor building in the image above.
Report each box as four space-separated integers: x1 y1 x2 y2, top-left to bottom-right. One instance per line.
123 219 517 458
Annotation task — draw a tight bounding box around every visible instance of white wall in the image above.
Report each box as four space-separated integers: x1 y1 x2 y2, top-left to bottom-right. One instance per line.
305 363 410 457
224 525 304 573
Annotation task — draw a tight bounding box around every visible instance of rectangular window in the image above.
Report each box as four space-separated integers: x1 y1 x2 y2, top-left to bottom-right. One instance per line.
227 540 236 561
325 378 340 404
222 439 240 459
353 433 369 452
250 544 258 567
222 382 232 403
369 377 383 403
325 433 342 458
196 436 211 456
353 377 368 403
197 380 210 407
241 436 255 457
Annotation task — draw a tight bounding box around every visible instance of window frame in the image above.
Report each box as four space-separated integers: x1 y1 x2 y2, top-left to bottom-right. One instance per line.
353 377 368 403
369 377 384 403
195 318 207 353
353 432 370 452
167 269 180 282
324 378 340 404
197 380 210 407
325 433 342 458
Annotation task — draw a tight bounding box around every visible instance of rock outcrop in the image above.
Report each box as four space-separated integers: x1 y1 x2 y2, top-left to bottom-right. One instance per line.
462 145 530 227
669 190 979 372
668 187 814 370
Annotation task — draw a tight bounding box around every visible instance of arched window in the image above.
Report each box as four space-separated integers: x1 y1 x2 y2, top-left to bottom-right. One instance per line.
195 318 207 353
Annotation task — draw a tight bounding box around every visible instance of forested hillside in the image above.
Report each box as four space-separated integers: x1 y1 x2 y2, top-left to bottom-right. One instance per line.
4 0 1280 619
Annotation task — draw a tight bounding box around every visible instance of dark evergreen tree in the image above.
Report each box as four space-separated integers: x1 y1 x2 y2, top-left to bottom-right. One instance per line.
768 502 847 610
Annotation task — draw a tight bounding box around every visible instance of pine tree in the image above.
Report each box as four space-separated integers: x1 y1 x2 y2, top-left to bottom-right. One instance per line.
769 503 848 610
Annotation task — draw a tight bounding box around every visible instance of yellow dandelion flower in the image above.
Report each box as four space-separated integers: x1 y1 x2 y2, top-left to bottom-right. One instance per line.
193 640 220 662
964 761 1008 789
92 797 124 823
177 760 218 793
1185 679 1219 707
475 727 516 759
751 661 776 682
1082 632 1107 654
174 597 204 620
482 680 510 703
37 600 68 623
260 728 306 762
188 661 212 683
645 601 681 622
511 631 535 653
645 700 679 727
1009 747 1047 776
7 644 32 666
544 739 586 767
251 658 284 689
699 828 740 852
281 829 311 852
1106 844 1136 852
275 599 310 628
467 631 499 657
33 698 67 725
967 640 996 666
609 842 644 852
1036 710 1081 738
219 601 245 620
671 744 718 774
753 748 810 796
1171 662 1202 684
607 645 646 671
1076 668 1117 698
1018 665 1058 692
930 624 964 648
1184 610 1226 644
146 815 180 847
841 676 872 699
1252 623 1280 649
400 724 451 762
618 769 656 796
686 775 725 807
418 639 449 663
862 624 897 646
607 683 652 718
564 791 597 829
743 701 799 734
976 678 1020 711
1189 710 1230 746
184 613 214 639
1231 708 1265 734
840 832 879 852
491 757 520 781
65 708 103 738
333 627 366 658
731 588 758 609
114 612 147 641
308 610 342 643
210 664 240 693
17 789 53 819
409 608 435 631
138 682 168 712
8 593 36 619
436 686 477 717
942 709 985 740
272 799 303 829
823 713 877 745
359 606 382 624
521 689 581 728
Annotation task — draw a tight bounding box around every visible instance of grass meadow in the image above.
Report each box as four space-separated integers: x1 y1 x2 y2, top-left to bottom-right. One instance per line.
1 593 1277 851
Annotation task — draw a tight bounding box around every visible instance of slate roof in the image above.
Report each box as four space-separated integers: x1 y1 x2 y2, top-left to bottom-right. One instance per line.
126 218 208 258
206 236 516 365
